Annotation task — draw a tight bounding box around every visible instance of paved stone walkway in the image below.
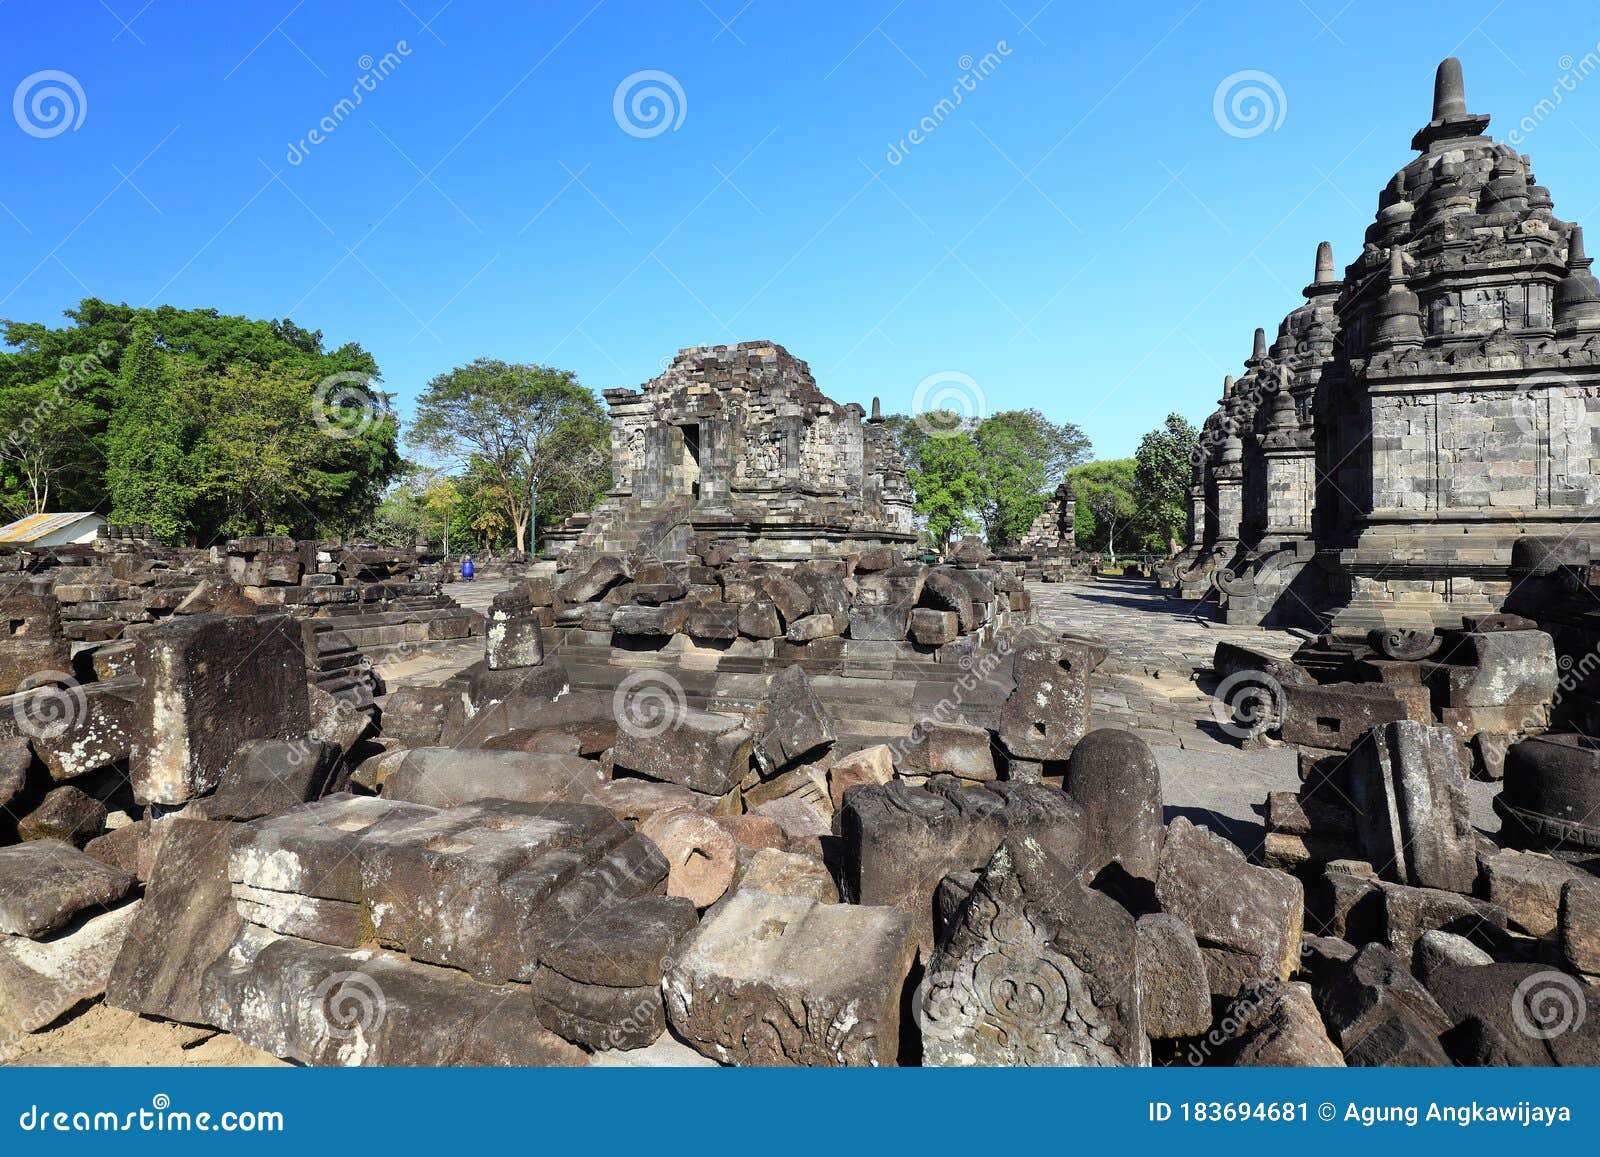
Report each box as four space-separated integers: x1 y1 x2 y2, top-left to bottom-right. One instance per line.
1029 577 1311 848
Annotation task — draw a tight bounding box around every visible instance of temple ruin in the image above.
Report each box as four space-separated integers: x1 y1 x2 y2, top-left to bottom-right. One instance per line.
547 341 914 564
1176 58 1600 634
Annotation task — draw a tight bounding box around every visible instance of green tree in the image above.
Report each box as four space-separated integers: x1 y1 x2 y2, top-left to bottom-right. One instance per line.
0 298 400 542
1133 412 1199 554
105 324 195 541
1069 459 1138 563
905 425 984 551
973 409 1092 550
411 360 607 554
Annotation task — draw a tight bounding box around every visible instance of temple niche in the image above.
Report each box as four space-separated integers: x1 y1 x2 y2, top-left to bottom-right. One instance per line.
1173 58 1600 634
549 341 914 563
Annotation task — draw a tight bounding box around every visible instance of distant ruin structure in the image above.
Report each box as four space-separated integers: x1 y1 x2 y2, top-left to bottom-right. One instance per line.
547 342 915 564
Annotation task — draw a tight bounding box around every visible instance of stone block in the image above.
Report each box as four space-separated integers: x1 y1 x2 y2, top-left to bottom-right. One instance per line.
664 889 916 1067
0 840 134 939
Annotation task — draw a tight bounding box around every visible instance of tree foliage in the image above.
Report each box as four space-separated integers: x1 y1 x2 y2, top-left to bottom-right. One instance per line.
1069 459 1138 562
889 409 1091 551
1133 412 1199 554
410 359 607 554
0 299 400 541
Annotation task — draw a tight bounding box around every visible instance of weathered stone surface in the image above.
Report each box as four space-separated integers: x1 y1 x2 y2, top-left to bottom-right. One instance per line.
999 634 1100 761
760 574 812 625
1560 877 1600 975
202 738 343 822
0 900 141 1034
612 707 751 796
639 809 737 908
1412 930 1493 984
377 747 606 809
839 779 1085 952
1156 817 1302 996
203 929 588 1066
1064 728 1163 884
1217 981 1345 1067
131 614 310 806
485 589 545 669
0 592 70 696
106 819 242 1025
16 785 106 846
1345 721 1476 893
1135 913 1211 1039
920 569 975 631
1378 880 1506 965
228 794 437 902
736 599 782 639
530 893 696 1052
555 555 628 604
922 836 1145 1066
905 721 995 782
1277 683 1428 752
753 665 834 776
907 607 958 646
827 744 894 810
1314 943 1452 1066
1428 962 1600 1067
0 840 134 938
357 800 665 984
1481 848 1587 938
785 612 841 642
0 739 29 812
732 846 839 904
664 889 916 1067
1497 733 1600 852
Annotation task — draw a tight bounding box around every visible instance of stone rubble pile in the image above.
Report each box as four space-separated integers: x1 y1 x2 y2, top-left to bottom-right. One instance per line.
3 562 1592 1067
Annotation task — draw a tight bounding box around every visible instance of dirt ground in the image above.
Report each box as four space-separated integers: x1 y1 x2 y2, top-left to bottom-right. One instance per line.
3 1004 285 1067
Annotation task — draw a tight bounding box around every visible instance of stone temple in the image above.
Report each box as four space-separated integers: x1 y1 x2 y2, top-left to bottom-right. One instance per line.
549 341 914 564
1176 58 1600 633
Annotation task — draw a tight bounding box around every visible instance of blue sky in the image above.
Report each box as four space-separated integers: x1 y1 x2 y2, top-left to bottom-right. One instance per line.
4 0 1600 460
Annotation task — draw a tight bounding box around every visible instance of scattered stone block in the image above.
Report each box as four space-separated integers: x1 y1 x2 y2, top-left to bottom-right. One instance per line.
1135 913 1211 1039
1345 720 1477 893
665 889 916 1067
377 747 606 808
0 901 141 1035
753 665 834 776
202 929 588 1067
201 738 343 822
1216 981 1345 1067
640 809 738 908
106 819 242 1024
17 785 106 846
131 614 310 806
732 846 839 904
1314 943 1452 1066
827 744 894 811
1156 817 1302 996
1560 877 1600 975
1481 847 1587 937
923 836 1146 1066
0 841 134 938
999 634 1101 761
613 708 752 796
1065 728 1163 884
908 608 958 646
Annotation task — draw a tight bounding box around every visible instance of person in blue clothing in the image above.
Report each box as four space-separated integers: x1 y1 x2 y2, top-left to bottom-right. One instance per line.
461 556 474 582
